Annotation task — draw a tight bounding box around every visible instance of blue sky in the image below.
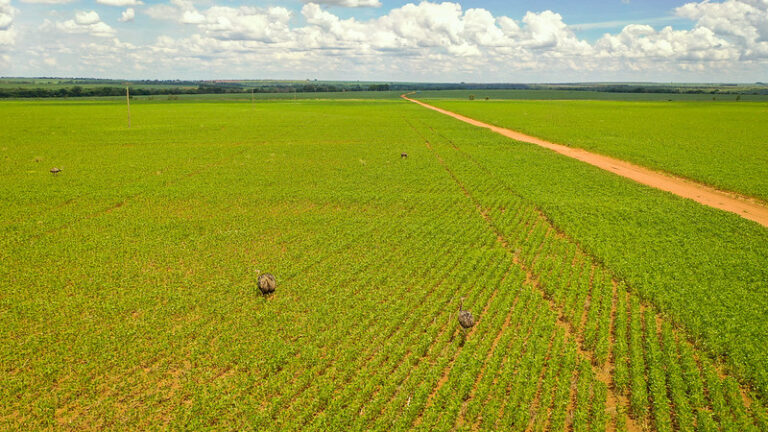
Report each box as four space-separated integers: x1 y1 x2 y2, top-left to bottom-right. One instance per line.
0 0 766 81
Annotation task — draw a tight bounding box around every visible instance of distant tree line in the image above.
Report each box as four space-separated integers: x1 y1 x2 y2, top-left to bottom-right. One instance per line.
548 84 768 95
2 80 767 98
0 83 397 98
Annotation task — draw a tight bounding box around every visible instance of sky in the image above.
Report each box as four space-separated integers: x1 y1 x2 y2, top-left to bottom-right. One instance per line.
1 0 767 82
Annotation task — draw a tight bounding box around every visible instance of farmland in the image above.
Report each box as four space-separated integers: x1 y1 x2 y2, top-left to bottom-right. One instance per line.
415 89 768 102
1 97 767 431
421 98 768 201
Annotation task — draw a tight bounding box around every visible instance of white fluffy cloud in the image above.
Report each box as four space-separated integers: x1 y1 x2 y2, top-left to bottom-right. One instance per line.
56 10 116 37
596 25 735 62
75 10 100 25
6 0 768 80
97 0 142 6
145 0 196 21
109 0 768 79
0 0 15 30
119 8 134 22
174 5 294 41
302 0 381 7
586 0 768 71
0 0 16 45
19 0 72 4
676 0 768 60
118 1 608 80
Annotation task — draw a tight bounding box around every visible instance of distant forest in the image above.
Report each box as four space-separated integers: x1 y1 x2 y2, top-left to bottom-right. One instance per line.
1 78 767 98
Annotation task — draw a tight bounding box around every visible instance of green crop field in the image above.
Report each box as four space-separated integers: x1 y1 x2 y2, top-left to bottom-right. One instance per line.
142 91 404 101
414 89 768 102
422 98 768 202
2 97 767 431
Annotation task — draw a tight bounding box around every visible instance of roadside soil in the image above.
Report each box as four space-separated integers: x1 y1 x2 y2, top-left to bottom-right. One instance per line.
403 94 768 228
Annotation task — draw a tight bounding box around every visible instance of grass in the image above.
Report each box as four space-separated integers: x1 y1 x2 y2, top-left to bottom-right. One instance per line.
422 98 768 201
1 98 766 430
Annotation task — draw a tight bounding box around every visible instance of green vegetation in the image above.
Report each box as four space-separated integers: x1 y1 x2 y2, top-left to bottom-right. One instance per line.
0 78 397 98
1 97 766 430
423 98 768 201
153 90 404 101
5 78 768 100
416 88 768 101
411 103 768 395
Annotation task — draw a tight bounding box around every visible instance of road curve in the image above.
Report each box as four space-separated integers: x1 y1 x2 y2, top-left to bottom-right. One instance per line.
402 94 768 228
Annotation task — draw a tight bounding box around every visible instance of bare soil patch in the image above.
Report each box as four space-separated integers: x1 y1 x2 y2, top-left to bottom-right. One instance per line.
403 95 768 228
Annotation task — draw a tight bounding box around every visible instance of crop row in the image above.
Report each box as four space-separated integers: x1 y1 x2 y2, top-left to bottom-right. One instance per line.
5 99 767 430
416 99 768 400
408 120 616 431
411 116 766 431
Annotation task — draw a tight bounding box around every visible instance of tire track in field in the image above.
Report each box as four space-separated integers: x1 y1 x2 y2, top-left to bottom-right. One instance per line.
402 94 768 228
422 119 768 430
413 125 644 432
417 116 761 416
422 125 642 431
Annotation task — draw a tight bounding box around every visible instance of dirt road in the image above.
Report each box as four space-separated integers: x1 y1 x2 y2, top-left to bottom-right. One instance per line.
402 94 768 228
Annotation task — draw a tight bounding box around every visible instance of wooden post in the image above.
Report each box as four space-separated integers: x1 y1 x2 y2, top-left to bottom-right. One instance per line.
126 86 131 128
251 88 254 105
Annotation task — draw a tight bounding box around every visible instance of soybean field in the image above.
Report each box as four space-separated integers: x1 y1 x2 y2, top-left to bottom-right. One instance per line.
422 98 768 201
1 97 767 431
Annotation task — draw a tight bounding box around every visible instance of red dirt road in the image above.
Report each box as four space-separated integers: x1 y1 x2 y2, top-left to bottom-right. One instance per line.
403 94 768 228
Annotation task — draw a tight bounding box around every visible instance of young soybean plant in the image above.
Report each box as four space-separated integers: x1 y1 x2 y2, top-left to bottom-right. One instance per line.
628 296 648 419
572 360 593 432
612 287 630 395
643 310 672 432
660 321 694 432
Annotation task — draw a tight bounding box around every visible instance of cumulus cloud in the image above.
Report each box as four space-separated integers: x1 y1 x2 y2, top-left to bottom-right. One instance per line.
97 0 143 6
302 0 381 7
0 0 15 30
144 4 177 21
0 0 17 46
135 0 768 66
145 0 194 21
9 0 768 80
121 0 768 79
75 10 101 25
119 8 134 22
184 6 293 41
596 24 735 62
120 0 605 80
56 10 116 37
0 27 14 46
676 0 768 60
19 0 73 4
